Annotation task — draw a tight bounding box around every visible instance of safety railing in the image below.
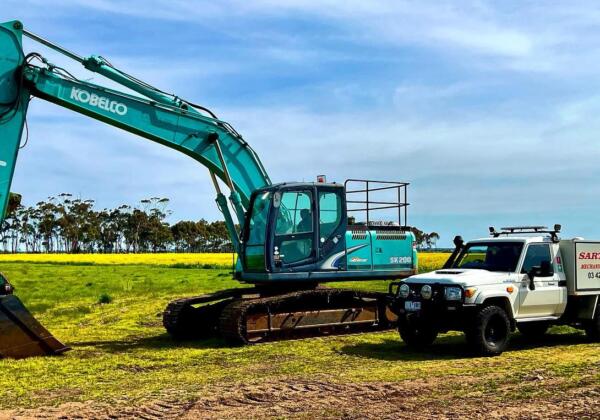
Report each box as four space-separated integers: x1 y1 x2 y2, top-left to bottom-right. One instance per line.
344 179 409 227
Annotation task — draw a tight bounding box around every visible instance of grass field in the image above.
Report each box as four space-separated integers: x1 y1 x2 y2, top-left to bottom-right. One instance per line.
0 253 598 418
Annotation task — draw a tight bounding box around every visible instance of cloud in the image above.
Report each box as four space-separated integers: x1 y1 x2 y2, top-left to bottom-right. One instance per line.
5 1 600 245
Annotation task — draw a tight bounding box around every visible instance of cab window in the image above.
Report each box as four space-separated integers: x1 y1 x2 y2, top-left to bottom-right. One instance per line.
244 191 271 271
319 191 342 241
274 191 313 265
275 191 313 235
521 244 553 275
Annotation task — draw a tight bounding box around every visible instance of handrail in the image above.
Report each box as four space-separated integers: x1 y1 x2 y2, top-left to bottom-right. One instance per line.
344 179 409 227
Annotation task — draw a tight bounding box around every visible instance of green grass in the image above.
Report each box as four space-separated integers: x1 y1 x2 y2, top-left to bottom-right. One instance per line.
0 262 598 409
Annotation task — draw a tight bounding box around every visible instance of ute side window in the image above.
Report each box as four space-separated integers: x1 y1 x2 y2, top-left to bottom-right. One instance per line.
521 244 554 275
319 191 342 241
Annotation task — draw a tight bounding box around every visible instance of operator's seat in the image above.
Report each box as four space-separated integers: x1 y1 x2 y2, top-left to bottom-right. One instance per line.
297 209 312 232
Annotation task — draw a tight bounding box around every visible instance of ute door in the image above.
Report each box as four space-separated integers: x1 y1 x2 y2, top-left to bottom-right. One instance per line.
272 189 317 268
517 243 563 317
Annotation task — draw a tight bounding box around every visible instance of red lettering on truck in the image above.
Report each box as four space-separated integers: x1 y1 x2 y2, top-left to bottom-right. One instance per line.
579 252 600 259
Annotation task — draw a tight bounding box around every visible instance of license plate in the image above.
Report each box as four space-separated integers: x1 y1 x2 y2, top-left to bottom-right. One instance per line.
404 301 421 312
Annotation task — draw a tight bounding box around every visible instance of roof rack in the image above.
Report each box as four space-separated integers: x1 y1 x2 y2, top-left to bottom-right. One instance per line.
489 224 562 242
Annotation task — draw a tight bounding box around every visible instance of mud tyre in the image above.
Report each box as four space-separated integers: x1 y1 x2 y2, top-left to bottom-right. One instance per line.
398 317 438 350
465 305 511 356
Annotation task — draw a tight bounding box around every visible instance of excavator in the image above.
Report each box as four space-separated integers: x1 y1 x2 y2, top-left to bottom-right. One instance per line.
0 20 417 358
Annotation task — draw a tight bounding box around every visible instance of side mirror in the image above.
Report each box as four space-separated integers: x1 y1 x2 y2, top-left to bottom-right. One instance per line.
540 260 553 277
527 268 537 290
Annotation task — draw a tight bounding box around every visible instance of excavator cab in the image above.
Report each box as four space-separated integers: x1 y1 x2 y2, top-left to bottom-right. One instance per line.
239 180 417 283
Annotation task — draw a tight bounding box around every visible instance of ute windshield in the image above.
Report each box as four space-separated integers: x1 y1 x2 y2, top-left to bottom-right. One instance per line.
452 241 524 272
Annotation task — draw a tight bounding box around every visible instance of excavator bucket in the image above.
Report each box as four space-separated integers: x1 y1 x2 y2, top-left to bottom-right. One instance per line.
0 294 69 358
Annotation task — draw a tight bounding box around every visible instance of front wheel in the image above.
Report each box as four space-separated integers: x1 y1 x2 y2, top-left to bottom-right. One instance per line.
584 304 600 341
465 305 511 356
398 317 438 350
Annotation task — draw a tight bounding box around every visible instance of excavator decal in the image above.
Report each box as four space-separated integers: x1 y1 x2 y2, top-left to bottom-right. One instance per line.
319 244 369 270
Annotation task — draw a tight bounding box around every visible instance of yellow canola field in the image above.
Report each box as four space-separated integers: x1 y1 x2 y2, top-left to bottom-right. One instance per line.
418 252 450 272
0 252 450 269
0 253 236 266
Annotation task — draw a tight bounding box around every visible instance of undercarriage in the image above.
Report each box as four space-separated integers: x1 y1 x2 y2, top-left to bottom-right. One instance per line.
163 286 397 344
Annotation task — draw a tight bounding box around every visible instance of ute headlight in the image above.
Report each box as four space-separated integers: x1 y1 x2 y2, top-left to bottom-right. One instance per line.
398 283 410 298
420 285 433 300
444 287 462 301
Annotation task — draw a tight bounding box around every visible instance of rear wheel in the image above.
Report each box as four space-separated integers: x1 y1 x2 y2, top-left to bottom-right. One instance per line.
398 317 438 350
518 321 549 338
584 304 600 341
465 305 511 356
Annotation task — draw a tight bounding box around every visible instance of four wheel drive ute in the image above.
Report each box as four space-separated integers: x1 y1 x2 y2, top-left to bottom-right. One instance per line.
389 225 600 356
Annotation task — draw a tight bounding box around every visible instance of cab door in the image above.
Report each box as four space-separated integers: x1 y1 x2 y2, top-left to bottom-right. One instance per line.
517 243 563 317
272 189 317 268
316 188 346 269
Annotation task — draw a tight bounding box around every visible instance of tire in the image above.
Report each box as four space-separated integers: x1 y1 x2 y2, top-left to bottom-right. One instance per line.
517 321 549 338
465 305 511 356
398 317 438 350
584 304 600 341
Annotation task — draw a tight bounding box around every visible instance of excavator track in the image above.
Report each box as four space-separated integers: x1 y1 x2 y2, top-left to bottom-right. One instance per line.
218 289 396 345
164 288 397 344
163 288 241 339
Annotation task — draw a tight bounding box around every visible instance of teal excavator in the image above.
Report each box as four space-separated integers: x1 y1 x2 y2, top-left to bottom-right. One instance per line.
0 21 417 357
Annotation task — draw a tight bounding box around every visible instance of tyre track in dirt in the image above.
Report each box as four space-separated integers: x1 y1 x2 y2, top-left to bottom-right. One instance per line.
2 394 193 420
183 379 600 419
2 376 599 419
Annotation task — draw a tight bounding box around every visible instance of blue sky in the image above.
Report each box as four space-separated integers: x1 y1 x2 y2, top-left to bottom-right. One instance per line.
4 1 600 246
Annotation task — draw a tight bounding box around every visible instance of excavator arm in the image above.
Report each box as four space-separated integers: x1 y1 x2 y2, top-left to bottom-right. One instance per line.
0 20 271 252
0 20 275 358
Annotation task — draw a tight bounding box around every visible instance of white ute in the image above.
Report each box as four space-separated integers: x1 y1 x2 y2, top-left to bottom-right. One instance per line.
388 225 600 356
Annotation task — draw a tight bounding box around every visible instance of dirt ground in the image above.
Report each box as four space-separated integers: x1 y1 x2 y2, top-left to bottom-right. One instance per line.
3 375 599 420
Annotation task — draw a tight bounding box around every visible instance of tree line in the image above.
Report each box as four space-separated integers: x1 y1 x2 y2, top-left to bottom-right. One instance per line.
410 227 440 249
0 193 441 253
0 194 232 253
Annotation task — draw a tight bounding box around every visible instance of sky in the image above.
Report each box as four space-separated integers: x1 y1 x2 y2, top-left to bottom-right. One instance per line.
3 1 600 246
